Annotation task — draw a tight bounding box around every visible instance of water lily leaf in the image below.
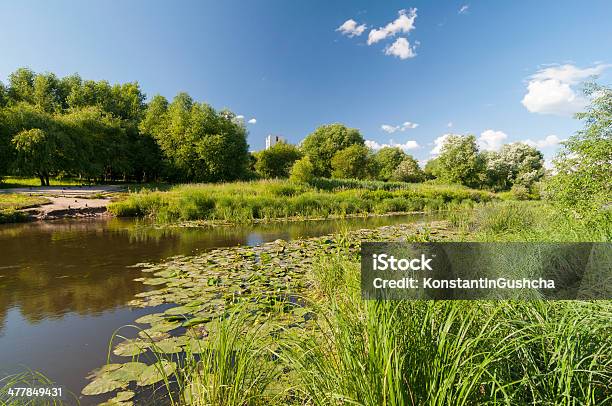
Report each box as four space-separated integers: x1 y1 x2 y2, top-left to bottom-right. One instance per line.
137 330 170 341
148 320 180 333
86 363 122 380
136 360 177 386
107 362 148 383
142 278 168 286
164 305 192 316
114 391 135 402
82 377 126 395
113 339 151 357
134 313 164 324
151 338 183 354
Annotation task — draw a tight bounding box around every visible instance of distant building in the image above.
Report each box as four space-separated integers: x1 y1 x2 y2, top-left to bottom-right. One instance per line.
265 134 285 149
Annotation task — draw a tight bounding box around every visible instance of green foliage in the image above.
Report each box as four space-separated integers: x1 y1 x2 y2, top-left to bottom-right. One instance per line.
139 93 250 182
547 83 612 218
289 156 315 184
301 123 364 177
435 134 485 187
254 142 301 178
0 68 252 184
390 155 424 182
484 143 544 191
371 147 406 181
331 144 369 179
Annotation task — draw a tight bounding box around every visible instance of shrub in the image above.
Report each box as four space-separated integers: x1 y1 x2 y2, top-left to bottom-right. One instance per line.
290 156 315 184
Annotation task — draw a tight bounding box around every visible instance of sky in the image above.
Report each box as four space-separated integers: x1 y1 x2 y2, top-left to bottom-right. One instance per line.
1 0 611 164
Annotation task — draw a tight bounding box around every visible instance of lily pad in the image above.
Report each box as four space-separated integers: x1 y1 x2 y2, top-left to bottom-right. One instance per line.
136 360 177 386
134 313 164 324
107 362 148 383
113 339 151 357
151 337 183 354
81 377 126 395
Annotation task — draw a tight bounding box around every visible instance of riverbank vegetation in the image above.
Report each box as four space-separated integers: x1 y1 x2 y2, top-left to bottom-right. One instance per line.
82 202 611 405
0 193 49 223
107 179 493 223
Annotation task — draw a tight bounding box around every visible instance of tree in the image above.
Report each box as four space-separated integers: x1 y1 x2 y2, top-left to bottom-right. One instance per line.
254 142 302 178
423 157 442 180
371 147 407 181
140 93 249 182
548 83 611 216
483 143 544 191
11 128 58 185
331 144 369 179
301 123 364 177
7 68 35 104
391 155 424 182
290 156 315 183
436 134 485 187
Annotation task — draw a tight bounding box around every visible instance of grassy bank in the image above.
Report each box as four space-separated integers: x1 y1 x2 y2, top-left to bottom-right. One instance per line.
108 179 493 223
84 202 611 405
0 194 50 224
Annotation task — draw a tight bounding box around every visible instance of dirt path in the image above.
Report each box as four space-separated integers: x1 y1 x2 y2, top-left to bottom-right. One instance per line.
1 185 125 220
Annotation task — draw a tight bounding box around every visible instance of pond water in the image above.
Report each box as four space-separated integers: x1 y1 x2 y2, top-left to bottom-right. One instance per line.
0 214 432 404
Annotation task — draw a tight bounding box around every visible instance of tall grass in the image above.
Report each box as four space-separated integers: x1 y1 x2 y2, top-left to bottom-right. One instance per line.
108 179 493 223
280 256 611 405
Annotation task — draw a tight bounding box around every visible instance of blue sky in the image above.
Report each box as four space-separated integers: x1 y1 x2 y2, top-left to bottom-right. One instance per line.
1 0 611 163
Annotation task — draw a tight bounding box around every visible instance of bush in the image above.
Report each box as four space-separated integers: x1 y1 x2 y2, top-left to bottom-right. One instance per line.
290 157 315 184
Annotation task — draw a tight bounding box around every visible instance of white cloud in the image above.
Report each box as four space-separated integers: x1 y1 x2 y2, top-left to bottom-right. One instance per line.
523 134 563 149
384 38 416 60
381 121 419 133
478 129 508 151
247 118 257 124
336 19 367 37
367 8 417 45
521 63 610 116
366 139 420 151
447 122 453 128
430 134 453 155
458 5 469 14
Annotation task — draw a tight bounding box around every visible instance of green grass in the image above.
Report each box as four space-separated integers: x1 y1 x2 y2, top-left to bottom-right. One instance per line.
0 194 49 224
0 193 50 210
108 179 493 223
0 176 86 188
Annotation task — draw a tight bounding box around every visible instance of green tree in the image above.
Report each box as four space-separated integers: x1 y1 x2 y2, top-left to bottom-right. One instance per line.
423 157 442 180
33 73 62 113
301 123 364 177
290 156 315 183
11 128 58 185
7 68 35 104
254 142 302 178
436 134 485 187
331 144 369 179
548 83 611 216
391 155 424 182
372 147 407 180
141 93 249 182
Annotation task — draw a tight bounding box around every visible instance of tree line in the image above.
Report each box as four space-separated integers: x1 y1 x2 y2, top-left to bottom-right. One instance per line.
0 68 248 185
255 123 546 195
